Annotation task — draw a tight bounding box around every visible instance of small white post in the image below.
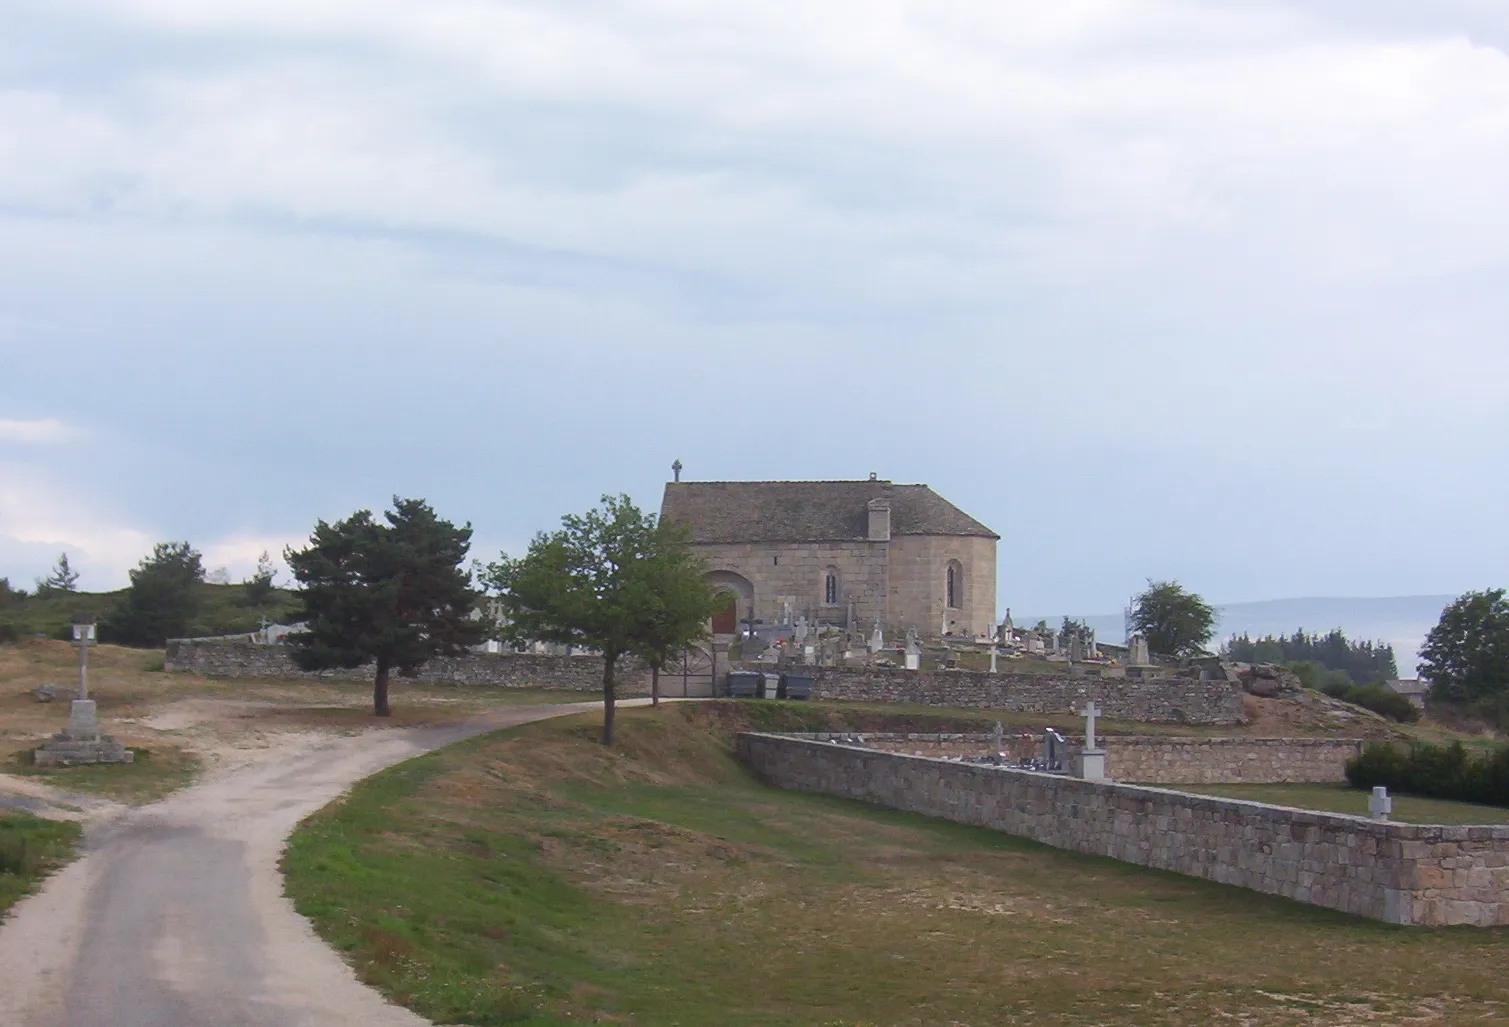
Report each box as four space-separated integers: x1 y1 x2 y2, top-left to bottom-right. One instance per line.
1369 786 1392 822
989 647 998 674
1083 700 1099 751
73 623 94 700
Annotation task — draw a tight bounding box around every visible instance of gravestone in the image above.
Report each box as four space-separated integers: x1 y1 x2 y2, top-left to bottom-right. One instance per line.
869 623 884 653
989 647 999 674
1068 635 1084 663
794 615 809 643
1129 634 1151 666
904 636 921 671
1087 629 1099 659
1369 786 1392 822
991 720 1004 755
1078 701 1106 781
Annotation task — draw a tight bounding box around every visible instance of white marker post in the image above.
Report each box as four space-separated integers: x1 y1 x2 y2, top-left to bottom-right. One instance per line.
68 623 99 740
1369 786 1392 822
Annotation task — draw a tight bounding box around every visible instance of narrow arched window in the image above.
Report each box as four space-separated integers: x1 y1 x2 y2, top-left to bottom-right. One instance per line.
946 561 963 609
825 572 838 605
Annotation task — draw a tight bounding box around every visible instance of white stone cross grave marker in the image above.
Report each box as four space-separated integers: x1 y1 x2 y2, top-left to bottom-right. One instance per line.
1369 786 1392 822
1078 701 1106 781
989 647 998 674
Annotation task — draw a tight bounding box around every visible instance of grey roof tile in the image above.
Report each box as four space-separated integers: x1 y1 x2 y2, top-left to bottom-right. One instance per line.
660 480 998 544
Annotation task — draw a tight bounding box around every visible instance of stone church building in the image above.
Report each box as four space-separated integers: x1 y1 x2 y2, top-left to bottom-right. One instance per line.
659 478 998 638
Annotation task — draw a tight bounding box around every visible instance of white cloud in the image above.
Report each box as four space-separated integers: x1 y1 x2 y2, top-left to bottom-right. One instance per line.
0 418 78 444
0 469 154 589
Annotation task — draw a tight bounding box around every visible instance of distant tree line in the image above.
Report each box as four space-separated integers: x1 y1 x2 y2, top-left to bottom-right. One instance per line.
1220 629 1398 686
0 547 295 645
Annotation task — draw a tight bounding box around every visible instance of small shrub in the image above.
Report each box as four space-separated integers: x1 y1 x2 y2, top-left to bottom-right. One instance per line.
142 654 166 673
1347 740 1509 807
1343 684 1420 723
1288 661 1323 690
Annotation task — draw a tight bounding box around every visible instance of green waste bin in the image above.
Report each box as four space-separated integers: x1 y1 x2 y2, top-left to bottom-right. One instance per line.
726 670 760 698
778 673 813 700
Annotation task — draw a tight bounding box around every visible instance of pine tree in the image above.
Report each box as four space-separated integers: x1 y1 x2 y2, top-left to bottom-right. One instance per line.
39 552 80 593
244 551 277 606
285 498 486 717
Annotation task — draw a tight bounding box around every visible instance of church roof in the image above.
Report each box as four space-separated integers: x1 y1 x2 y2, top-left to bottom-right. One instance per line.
660 480 999 544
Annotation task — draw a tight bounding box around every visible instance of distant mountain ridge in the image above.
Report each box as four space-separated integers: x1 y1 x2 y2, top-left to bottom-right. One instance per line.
1021 595 1453 675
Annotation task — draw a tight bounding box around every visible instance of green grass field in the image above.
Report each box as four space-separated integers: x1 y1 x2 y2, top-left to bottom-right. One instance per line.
284 703 1509 1027
0 812 81 917
1177 782 1509 825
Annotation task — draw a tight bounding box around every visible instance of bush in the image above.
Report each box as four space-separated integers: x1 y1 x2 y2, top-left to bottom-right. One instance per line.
1288 661 1323 690
1347 740 1509 808
1343 683 1420 723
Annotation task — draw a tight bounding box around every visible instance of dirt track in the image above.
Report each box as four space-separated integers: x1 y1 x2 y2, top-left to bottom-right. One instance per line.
0 700 613 1027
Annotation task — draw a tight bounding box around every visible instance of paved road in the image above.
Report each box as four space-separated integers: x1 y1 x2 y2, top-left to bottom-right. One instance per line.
0 701 614 1027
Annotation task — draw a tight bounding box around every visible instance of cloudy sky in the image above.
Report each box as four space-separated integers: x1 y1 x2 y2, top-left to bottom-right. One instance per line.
2 0 1506 617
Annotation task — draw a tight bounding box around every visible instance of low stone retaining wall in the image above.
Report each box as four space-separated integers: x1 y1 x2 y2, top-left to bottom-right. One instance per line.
799 667 1243 724
164 639 651 693
737 733 1509 927
822 733 1362 784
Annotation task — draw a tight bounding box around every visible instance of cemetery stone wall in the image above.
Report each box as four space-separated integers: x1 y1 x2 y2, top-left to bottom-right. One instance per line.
164 638 651 693
737 733 1509 927
804 667 1244 724
827 733 1362 784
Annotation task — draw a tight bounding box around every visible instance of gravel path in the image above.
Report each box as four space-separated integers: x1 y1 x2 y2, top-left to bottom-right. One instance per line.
0 700 613 1027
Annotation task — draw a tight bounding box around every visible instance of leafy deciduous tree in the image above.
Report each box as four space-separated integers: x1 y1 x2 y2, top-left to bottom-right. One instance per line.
629 524 724 707
1419 589 1509 705
285 497 485 717
1130 579 1216 659
104 542 205 646
486 494 715 744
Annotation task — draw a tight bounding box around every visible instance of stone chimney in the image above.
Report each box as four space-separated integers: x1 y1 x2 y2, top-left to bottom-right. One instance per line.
867 498 891 542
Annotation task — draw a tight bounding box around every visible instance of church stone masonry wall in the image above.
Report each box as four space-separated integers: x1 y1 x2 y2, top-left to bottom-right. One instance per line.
164 639 652 693
804 667 1245 725
737 734 1509 927
695 541 890 629
885 534 997 639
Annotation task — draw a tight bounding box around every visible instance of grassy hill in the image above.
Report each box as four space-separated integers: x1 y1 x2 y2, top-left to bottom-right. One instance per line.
0 583 301 645
284 703 1509 1026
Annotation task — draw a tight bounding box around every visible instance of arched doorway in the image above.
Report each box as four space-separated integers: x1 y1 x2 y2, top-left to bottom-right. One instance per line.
704 570 754 636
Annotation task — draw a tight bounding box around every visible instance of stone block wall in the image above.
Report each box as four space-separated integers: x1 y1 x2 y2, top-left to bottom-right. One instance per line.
164 639 651 693
847 734 1363 784
1104 737 1363 784
696 540 890 630
803 667 1245 724
886 534 996 639
737 733 1509 926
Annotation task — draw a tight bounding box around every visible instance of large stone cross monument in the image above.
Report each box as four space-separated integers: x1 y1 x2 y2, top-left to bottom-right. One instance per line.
34 623 133 767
